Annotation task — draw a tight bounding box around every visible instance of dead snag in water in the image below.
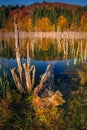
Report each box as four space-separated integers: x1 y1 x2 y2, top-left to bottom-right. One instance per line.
33 64 65 109
10 17 35 93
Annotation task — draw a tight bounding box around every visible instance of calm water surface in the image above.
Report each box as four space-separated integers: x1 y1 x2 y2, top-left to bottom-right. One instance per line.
0 37 87 83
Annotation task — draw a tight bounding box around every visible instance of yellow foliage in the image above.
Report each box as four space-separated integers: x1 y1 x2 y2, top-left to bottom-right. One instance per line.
33 101 63 129
57 15 68 31
77 69 87 85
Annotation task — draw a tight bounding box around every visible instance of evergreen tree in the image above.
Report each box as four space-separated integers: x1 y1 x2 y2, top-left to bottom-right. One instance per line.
73 10 81 26
0 6 7 28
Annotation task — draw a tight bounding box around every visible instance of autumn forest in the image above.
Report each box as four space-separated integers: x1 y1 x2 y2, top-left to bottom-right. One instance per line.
0 2 87 32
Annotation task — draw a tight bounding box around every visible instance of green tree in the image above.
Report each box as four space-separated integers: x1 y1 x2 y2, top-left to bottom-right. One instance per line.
0 6 7 28
73 10 81 27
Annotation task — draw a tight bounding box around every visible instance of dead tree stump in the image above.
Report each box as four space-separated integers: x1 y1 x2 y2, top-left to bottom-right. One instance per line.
10 17 35 93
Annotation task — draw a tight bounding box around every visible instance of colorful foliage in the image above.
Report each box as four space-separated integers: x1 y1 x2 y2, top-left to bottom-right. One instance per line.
36 17 52 31
56 15 68 31
1 2 87 32
80 13 87 31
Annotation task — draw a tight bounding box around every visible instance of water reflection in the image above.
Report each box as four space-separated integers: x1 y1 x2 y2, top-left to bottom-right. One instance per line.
0 37 87 64
0 38 15 58
0 36 87 84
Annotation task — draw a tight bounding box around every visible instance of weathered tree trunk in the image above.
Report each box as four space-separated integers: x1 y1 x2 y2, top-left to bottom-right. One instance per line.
34 64 54 96
14 17 24 84
10 17 35 93
10 68 25 93
27 43 30 65
33 64 65 109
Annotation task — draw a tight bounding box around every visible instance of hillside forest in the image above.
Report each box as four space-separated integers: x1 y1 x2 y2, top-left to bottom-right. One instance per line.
0 2 87 32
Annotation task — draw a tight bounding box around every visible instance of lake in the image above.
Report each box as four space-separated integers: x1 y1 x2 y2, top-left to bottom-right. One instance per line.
0 33 87 84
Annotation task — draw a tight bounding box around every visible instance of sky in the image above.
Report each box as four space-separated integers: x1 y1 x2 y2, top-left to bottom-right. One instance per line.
0 0 87 6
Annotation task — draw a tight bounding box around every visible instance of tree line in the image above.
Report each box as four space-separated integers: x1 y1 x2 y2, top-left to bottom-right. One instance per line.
32 6 87 31
0 4 87 31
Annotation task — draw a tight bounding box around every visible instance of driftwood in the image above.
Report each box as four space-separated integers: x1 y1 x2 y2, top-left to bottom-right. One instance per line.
11 17 35 93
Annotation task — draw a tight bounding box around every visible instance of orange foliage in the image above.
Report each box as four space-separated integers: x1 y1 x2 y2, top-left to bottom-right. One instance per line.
27 18 33 32
18 17 29 31
6 17 14 31
36 17 52 32
70 22 78 31
80 13 87 31
40 39 53 51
